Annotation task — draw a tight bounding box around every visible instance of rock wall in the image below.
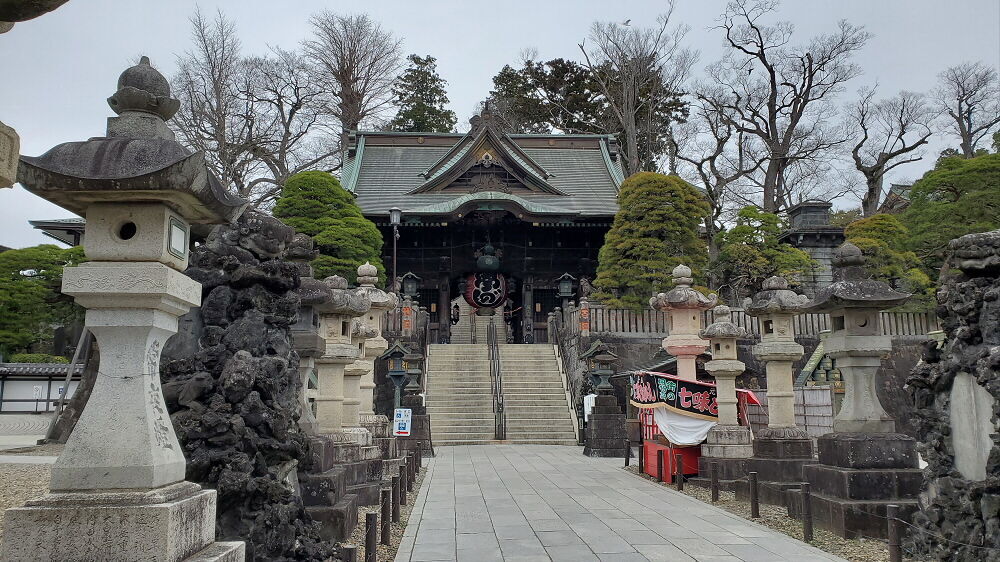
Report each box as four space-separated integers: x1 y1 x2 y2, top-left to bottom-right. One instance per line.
906 230 1000 560
161 212 337 561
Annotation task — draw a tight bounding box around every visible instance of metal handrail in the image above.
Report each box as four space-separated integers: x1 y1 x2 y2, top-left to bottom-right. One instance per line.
487 320 506 440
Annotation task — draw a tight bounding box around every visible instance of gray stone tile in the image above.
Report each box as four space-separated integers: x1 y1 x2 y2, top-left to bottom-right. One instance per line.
722 543 788 561
536 530 585 547
409 541 456 561
598 554 649 562
667 538 730 557
456 548 502 562
696 531 752 545
634 544 697 561
418 517 456 530
413 528 457 547
456 532 499 551
617 529 669 545
498 537 547 557
545 545 600 562
494 524 536 540
528 518 571 532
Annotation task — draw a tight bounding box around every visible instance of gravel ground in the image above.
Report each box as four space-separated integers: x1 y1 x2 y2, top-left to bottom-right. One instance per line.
623 465 904 562
0 443 64 456
345 467 426 561
0 463 52 549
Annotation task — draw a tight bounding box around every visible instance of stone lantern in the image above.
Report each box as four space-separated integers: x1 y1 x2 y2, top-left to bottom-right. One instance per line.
289 234 326 435
314 275 371 436
353 261 398 419
4 57 245 561
698 305 752 486
580 341 627 458
801 242 920 538
650 264 717 381
738 275 813 506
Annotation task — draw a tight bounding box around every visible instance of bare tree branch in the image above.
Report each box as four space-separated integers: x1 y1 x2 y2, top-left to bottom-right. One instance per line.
933 61 1000 158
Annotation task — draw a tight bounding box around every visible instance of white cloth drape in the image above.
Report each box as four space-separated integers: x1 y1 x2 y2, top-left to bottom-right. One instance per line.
583 394 597 422
652 406 716 445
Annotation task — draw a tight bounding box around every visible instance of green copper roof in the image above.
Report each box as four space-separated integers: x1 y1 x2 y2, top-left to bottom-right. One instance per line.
405 191 579 216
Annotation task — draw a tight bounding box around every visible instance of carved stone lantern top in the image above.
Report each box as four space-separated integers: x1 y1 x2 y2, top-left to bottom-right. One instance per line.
356 261 398 312
649 264 718 312
744 276 810 316
700 305 748 341
17 56 246 224
805 242 910 313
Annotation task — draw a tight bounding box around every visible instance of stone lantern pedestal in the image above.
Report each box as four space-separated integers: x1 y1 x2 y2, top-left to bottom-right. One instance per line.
695 306 752 489
735 276 814 507
580 342 627 457
798 243 921 538
2 57 245 561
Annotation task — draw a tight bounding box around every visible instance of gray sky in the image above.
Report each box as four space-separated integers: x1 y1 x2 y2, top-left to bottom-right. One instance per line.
1 0 998 248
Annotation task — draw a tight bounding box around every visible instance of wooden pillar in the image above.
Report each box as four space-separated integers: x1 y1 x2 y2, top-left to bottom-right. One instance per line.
522 277 533 344
438 274 450 344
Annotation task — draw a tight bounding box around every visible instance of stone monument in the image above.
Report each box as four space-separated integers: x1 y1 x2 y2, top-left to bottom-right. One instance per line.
3 56 245 561
737 275 813 506
696 305 752 489
580 341 627 457
649 264 717 381
777 200 846 298
907 230 1000 559
801 241 920 538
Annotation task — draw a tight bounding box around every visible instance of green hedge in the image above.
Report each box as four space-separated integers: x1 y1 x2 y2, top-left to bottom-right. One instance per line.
8 353 69 364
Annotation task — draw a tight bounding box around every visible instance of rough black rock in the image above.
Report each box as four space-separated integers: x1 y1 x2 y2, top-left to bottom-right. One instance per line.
906 229 1000 561
161 211 338 562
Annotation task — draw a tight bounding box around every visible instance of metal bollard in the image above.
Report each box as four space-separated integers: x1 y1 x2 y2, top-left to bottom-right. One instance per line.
391 476 401 522
657 449 664 483
342 545 357 562
749 472 760 518
380 489 391 545
400 463 408 506
638 435 644 473
365 512 377 562
710 462 720 503
801 483 813 543
674 453 684 491
416 442 423 473
887 504 902 562
624 438 630 467
407 453 415 492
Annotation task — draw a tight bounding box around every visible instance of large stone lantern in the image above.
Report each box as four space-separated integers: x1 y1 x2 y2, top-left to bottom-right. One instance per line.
650 264 718 381
4 57 245 561
314 275 371 435
354 261 398 417
698 305 753 486
738 275 813 506
801 242 920 538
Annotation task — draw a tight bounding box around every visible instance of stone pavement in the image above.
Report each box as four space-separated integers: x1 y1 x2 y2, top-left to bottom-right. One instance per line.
396 445 846 562
0 413 52 450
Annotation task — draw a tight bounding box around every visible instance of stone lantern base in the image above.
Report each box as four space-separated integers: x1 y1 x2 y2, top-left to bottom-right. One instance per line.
583 394 627 457
792 432 921 538
300 435 386 541
693 425 753 491
1 482 244 561
734 427 815 507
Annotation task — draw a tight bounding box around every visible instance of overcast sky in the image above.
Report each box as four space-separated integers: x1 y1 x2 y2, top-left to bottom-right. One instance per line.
1 0 998 248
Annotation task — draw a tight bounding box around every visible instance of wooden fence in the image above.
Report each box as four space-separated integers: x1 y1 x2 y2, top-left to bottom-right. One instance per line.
555 302 939 340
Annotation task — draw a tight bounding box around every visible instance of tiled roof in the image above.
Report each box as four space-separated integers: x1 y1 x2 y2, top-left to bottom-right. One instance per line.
346 133 623 218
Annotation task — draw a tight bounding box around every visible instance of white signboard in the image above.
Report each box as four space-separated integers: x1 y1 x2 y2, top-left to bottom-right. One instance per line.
393 408 412 437
32 386 43 399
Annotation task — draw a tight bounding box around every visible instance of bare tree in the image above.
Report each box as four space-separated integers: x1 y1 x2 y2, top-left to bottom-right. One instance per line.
712 0 870 212
305 12 402 148
848 87 935 216
173 10 337 207
674 86 767 263
578 1 697 176
173 9 264 200
934 61 1000 158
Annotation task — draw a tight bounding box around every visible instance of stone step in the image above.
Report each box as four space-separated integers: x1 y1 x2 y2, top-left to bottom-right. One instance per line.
506 439 578 446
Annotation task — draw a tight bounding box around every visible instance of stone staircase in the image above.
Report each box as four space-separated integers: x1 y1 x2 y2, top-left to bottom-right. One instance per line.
500 345 578 445
449 298 506 344
424 342 578 447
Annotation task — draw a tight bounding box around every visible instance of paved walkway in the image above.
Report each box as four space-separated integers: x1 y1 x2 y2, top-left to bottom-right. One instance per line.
397 445 845 562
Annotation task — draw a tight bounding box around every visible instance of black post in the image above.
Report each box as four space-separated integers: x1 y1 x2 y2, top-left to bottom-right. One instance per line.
416 441 422 472
887 504 901 562
710 462 719 503
674 453 684 491
749 472 760 518
391 476 401 522
400 464 408 506
638 434 644 473
380 489 391 545
624 438 630 467
657 449 664 483
342 545 357 562
801 483 813 543
365 512 377 562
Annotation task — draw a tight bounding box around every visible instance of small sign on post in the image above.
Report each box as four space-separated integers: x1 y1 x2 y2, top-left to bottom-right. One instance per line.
393 408 412 437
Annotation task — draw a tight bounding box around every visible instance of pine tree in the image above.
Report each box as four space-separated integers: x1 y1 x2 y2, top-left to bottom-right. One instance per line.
388 55 457 133
844 214 931 302
273 171 385 285
593 172 710 309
